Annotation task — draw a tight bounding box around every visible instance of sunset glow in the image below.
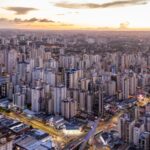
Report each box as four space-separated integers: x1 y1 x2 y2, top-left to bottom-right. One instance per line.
0 0 150 30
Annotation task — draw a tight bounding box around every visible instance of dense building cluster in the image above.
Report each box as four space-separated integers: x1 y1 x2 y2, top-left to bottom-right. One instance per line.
0 31 149 149
118 103 150 150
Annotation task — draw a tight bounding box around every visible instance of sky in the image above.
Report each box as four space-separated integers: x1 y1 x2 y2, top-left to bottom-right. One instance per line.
0 0 150 30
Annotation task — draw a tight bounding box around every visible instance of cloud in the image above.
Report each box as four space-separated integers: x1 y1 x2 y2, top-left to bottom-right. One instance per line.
0 17 55 23
0 17 77 29
120 22 130 29
13 18 54 23
55 0 148 9
0 17 58 29
0 18 8 21
0 18 16 28
5 7 37 15
39 18 54 22
26 18 38 22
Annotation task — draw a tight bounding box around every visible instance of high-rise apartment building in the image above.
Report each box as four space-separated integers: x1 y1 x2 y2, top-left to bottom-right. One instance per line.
61 98 77 119
53 85 67 115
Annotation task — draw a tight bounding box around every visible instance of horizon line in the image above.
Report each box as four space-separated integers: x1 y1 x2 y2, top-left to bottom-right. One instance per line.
1 27 150 32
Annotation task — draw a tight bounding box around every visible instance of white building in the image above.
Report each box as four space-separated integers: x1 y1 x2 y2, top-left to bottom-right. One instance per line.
122 76 130 99
0 138 13 150
108 81 116 96
13 93 25 109
61 98 77 119
53 85 67 115
129 73 137 95
99 86 104 116
8 49 17 73
44 69 56 86
87 94 93 114
133 122 145 146
31 87 42 112
79 90 86 111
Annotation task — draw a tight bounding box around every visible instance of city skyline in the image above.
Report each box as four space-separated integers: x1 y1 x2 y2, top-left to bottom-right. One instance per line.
0 1 150 150
0 0 150 30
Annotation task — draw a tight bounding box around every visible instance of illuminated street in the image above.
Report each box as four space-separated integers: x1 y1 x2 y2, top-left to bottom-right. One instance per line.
1 110 68 146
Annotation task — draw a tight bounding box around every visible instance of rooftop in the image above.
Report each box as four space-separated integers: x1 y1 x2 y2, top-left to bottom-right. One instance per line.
14 130 53 150
140 132 150 140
